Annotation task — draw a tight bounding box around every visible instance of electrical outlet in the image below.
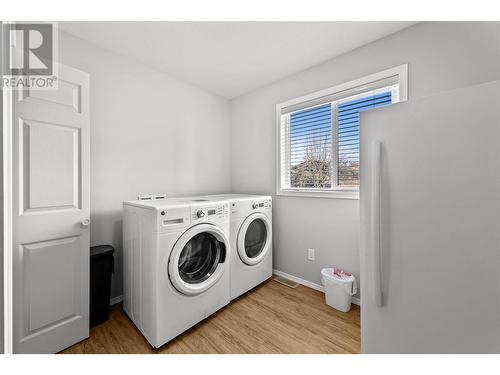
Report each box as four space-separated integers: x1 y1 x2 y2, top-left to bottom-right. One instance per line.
307 248 315 261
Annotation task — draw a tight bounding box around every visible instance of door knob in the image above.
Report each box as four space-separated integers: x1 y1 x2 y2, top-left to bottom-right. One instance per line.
81 219 90 227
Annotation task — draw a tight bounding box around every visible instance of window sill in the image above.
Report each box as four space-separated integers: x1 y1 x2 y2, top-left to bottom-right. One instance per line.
276 190 359 200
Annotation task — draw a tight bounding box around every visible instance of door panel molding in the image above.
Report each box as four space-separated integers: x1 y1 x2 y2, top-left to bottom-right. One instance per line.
18 118 82 213
19 78 82 114
21 236 81 333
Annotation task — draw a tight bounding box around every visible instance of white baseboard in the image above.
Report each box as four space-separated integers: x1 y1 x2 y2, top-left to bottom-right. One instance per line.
273 269 360 306
109 271 361 309
110 295 123 306
273 269 325 292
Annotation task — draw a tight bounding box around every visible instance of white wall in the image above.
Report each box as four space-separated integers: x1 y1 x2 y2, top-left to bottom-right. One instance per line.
59 31 232 299
230 22 500 296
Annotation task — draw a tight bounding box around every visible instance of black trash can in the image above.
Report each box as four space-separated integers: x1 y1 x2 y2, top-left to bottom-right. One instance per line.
90 245 115 327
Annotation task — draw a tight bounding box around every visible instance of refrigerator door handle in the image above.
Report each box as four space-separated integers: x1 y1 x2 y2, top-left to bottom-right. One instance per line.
371 140 383 307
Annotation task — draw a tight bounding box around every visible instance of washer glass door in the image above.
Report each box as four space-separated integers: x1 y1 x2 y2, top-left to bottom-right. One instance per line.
178 232 222 284
169 224 228 295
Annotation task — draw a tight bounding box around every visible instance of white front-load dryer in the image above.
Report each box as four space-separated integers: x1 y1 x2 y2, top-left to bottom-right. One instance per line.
122 198 230 348
202 194 272 300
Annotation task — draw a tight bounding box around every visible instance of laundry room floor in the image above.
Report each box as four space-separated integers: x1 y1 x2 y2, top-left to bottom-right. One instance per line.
61 279 360 354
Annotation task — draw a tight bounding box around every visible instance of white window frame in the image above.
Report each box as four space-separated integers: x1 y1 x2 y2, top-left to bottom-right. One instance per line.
276 64 408 199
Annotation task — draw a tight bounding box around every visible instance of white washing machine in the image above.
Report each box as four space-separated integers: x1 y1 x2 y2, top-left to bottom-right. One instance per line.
122 198 230 348
202 194 272 300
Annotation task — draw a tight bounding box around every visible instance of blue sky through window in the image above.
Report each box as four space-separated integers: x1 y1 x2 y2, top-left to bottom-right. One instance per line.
290 103 331 167
288 91 392 188
337 91 392 185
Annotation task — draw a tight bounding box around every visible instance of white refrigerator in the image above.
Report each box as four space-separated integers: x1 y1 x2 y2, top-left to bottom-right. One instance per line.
360 80 500 353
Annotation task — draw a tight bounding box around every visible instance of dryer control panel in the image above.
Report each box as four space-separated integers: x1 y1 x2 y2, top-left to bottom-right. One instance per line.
251 199 272 210
230 197 272 218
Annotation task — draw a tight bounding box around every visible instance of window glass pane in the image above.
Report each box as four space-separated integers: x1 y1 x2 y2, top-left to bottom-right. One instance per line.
289 103 332 189
282 89 394 192
337 91 392 186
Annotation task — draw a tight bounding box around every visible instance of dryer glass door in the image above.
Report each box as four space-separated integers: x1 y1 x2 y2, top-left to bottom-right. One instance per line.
245 219 267 258
237 213 272 266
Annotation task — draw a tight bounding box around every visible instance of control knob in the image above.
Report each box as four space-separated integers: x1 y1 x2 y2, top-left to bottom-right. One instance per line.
252 203 258 209
196 209 205 218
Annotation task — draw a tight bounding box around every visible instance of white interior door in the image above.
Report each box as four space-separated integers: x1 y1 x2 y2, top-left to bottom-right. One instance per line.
1 22 4 354
11 64 90 353
360 81 500 353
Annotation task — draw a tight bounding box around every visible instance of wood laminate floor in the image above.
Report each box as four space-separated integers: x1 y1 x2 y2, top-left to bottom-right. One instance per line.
62 279 360 354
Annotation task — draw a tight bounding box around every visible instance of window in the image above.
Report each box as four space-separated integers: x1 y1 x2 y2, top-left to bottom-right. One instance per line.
277 65 408 199
336 90 392 186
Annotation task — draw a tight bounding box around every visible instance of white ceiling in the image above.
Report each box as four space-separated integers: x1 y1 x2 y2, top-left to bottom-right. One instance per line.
59 22 416 99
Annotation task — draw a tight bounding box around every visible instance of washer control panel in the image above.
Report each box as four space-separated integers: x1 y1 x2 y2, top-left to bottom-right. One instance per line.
192 203 229 221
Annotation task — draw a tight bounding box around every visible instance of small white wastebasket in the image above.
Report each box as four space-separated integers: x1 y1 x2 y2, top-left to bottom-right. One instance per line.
321 268 357 312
